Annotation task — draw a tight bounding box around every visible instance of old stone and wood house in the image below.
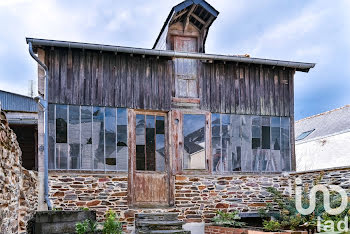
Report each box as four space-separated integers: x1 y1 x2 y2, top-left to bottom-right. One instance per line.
26 0 315 231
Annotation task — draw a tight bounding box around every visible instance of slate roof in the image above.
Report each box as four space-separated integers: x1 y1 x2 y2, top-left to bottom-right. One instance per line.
295 105 350 142
0 90 37 113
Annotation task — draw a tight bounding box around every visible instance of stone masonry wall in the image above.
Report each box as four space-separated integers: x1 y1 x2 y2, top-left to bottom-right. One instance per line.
48 172 291 228
0 111 38 234
49 167 350 230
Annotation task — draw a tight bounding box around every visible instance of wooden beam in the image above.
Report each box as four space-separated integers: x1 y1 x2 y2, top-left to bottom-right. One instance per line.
184 5 196 31
191 13 206 25
170 9 188 23
172 97 200 104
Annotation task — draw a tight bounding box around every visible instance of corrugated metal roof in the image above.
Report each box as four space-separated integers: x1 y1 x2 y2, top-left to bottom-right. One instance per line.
295 105 350 142
0 90 37 113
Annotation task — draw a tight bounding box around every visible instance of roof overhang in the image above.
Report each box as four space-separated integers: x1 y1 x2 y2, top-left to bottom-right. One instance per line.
27 38 316 72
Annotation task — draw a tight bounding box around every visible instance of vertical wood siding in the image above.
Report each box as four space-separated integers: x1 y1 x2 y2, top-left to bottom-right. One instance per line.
200 62 294 117
44 47 294 117
45 48 172 111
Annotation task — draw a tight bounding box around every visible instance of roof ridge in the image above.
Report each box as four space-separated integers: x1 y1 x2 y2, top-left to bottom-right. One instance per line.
296 104 350 123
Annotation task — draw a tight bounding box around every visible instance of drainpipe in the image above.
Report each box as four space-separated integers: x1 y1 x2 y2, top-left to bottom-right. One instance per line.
28 42 52 210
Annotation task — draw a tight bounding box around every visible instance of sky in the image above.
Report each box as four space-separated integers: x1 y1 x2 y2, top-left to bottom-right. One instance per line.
0 0 349 120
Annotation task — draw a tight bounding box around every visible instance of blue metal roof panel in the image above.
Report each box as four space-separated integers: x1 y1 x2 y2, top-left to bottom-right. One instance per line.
0 90 37 113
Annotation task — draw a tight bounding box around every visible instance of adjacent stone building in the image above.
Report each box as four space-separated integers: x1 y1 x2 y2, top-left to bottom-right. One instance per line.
0 111 37 234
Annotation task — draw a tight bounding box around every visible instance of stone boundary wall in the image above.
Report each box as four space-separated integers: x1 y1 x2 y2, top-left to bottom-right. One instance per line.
49 167 350 229
0 111 38 234
48 172 290 227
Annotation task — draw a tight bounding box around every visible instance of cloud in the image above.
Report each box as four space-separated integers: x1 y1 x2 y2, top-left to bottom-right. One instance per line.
0 0 348 120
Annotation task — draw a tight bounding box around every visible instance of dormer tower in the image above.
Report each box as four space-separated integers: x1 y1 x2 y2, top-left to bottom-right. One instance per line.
154 0 219 98
153 0 219 53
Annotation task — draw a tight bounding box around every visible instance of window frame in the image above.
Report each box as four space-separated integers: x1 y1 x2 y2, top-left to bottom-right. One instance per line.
133 110 168 173
48 103 128 172
177 110 211 175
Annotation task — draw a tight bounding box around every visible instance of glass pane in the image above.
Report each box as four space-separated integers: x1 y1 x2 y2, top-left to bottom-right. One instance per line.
146 115 156 171
252 126 261 138
252 138 260 149
136 114 145 170
116 108 128 171
281 117 290 171
271 117 280 127
48 104 55 169
56 143 68 169
156 134 165 172
156 116 165 134
93 107 104 170
55 105 68 169
156 116 165 172
116 146 128 171
222 137 231 171
262 126 270 149
212 136 221 172
211 114 220 126
56 105 67 143
105 108 116 170
232 146 241 171
271 127 281 150
183 114 206 170
81 106 92 169
252 116 261 126
136 145 145 171
69 105 80 169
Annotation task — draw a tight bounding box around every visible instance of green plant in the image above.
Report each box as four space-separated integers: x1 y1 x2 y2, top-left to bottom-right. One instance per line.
76 220 89 234
259 176 350 233
263 220 281 232
75 219 98 234
212 210 246 228
103 210 123 234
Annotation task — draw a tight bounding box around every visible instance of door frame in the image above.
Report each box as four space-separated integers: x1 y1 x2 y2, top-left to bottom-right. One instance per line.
127 109 174 208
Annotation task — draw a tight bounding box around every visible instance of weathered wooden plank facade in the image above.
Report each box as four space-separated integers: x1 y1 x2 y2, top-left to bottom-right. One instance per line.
42 47 294 117
28 0 315 226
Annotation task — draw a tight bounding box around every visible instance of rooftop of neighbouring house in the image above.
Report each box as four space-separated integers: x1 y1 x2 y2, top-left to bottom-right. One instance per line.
0 90 37 113
295 105 350 142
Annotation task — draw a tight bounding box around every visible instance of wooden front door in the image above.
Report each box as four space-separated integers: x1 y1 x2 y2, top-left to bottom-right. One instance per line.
128 110 171 207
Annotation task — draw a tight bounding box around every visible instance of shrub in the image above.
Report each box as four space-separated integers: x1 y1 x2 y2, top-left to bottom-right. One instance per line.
212 210 246 228
259 173 350 232
103 210 123 234
263 220 281 232
76 219 89 234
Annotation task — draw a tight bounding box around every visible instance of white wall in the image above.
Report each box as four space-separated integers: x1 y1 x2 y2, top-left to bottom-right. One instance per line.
296 131 350 171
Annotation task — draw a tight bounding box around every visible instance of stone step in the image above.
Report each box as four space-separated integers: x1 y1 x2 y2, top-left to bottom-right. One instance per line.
136 220 184 231
136 213 179 221
138 230 190 234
